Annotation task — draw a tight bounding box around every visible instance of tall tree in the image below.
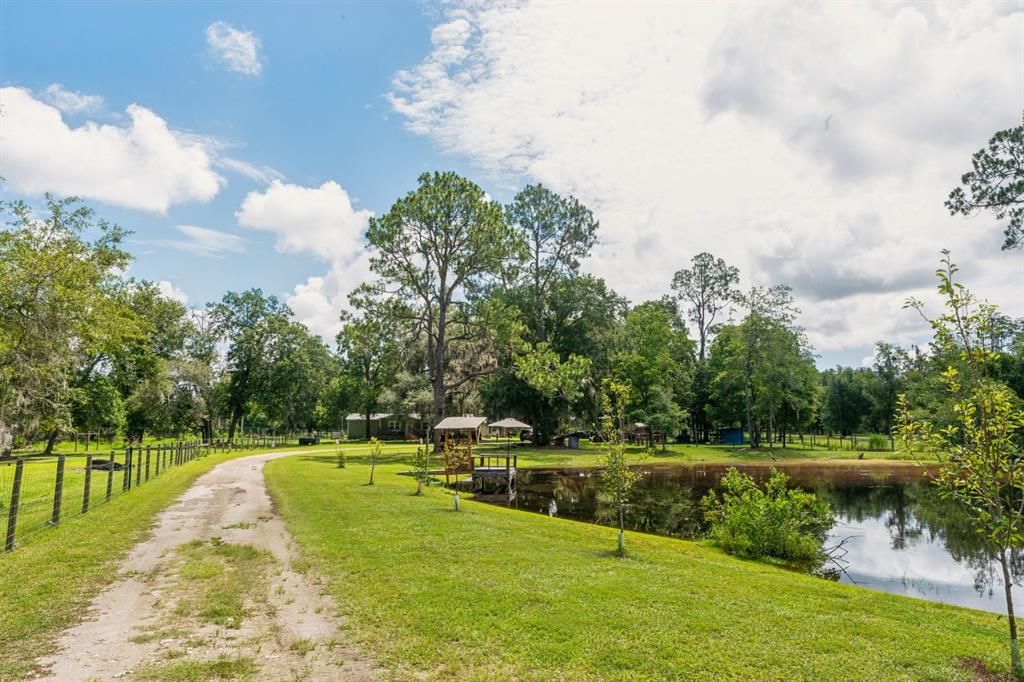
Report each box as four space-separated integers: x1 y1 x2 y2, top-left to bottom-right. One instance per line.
869 341 909 446
498 185 600 443
260 319 336 431
0 196 136 450
110 282 191 440
706 285 813 448
354 172 519 448
947 121 1024 250
506 184 598 344
611 301 692 448
337 313 401 437
209 289 291 441
671 252 740 361
821 367 872 436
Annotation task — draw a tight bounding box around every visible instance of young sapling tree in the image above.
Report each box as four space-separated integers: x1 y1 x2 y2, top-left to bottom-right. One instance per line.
367 437 381 486
599 381 642 556
898 251 1024 679
413 444 430 495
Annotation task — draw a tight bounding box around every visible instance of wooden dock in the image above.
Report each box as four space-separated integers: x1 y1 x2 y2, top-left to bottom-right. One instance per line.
469 453 517 500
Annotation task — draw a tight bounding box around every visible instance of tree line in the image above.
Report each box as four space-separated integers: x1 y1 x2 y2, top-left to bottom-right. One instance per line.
1 120 1021 454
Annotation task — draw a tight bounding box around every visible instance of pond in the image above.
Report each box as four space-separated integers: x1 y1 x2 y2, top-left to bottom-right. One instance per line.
488 462 1022 614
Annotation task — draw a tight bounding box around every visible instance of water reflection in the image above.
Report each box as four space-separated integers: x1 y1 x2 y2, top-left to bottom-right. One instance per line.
502 463 1021 614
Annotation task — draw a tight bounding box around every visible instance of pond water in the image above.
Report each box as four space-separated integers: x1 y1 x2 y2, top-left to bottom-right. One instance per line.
491 462 1022 614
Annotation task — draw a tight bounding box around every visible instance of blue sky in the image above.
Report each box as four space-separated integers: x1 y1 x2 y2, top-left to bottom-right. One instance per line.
1 0 463 305
2 1 1022 369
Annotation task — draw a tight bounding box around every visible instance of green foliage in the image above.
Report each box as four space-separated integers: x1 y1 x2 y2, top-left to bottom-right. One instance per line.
611 301 692 447
354 171 521 440
337 312 400 427
412 445 430 495
706 287 818 447
599 381 643 555
702 467 834 569
0 196 136 441
70 376 125 434
947 122 1024 250
209 289 292 439
821 366 873 436
335 446 346 469
899 251 1024 677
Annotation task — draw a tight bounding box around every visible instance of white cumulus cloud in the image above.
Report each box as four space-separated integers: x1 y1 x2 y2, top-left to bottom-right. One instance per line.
156 280 190 304
237 180 372 263
0 86 224 213
206 21 264 76
236 180 374 340
388 1 1024 356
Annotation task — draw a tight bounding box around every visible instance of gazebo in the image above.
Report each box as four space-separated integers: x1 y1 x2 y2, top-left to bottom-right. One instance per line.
488 417 531 457
434 416 488 484
433 415 487 446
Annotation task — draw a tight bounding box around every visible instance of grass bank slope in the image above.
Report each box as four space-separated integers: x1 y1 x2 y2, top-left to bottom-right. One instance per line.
265 453 1004 681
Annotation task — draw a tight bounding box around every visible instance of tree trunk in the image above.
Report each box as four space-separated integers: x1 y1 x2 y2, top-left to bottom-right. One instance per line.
432 377 445 453
617 503 625 556
1000 548 1023 678
43 429 60 455
743 358 757 448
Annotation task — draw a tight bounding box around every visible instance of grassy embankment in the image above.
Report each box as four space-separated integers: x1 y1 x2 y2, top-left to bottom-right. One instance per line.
0 443 335 681
265 448 1003 681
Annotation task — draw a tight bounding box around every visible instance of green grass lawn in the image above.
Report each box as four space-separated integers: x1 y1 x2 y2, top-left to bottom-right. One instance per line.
0 445 333 682
265 452 1005 681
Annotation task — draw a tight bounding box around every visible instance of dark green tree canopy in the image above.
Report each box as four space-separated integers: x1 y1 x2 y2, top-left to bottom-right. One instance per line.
947 122 1024 250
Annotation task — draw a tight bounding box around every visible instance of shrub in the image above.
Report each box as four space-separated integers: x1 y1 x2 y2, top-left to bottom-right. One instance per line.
702 468 834 570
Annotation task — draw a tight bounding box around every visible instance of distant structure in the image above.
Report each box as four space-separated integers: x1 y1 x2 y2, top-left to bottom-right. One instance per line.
345 413 429 440
719 427 745 446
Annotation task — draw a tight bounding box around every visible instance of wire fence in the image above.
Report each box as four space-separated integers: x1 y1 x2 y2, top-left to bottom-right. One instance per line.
0 436 306 553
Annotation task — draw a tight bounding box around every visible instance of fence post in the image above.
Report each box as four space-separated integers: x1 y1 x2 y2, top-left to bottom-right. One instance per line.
154 444 160 476
135 447 142 487
82 454 93 514
123 447 132 491
145 446 151 482
106 450 114 501
51 455 65 525
6 460 24 551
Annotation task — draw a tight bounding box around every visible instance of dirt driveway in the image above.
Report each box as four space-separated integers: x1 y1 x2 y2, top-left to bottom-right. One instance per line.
34 451 378 681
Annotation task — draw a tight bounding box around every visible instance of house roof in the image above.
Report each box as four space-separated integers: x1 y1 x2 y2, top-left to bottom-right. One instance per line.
346 413 391 422
346 413 422 422
434 416 487 430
